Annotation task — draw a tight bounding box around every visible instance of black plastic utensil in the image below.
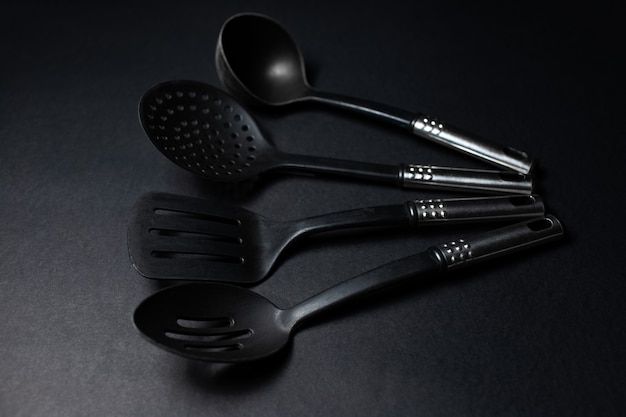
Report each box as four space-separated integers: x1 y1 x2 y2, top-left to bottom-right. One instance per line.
128 192 545 283
216 13 534 174
133 215 563 362
139 80 533 194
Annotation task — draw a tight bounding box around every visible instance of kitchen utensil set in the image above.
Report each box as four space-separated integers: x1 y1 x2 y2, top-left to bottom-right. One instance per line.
139 80 532 194
129 13 564 363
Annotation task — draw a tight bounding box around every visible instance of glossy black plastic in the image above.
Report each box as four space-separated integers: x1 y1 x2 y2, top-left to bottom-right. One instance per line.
133 215 564 362
216 13 534 174
139 80 533 194
128 192 545 283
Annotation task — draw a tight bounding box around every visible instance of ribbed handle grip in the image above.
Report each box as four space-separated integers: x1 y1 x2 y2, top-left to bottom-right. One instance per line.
410 195 544 225
431 215 563 270
399 164 533 194
412 114 534 174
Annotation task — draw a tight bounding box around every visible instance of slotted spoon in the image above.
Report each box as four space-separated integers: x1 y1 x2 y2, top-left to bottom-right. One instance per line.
216 13 534 174
128 192 544 283
139 80 533 194
133 215 563 362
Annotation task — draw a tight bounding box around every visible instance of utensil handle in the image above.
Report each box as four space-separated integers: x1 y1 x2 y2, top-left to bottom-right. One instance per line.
400 164 532 194
285 216 563 327
430 215 562 270
412 114 533 174
310 91 533 173
288 195 544 240
409 195 544 226
282 153 532 194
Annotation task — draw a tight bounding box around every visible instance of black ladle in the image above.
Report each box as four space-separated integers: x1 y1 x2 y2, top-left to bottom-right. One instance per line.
133 216 563 362
216 13 534 174
139 80 532 194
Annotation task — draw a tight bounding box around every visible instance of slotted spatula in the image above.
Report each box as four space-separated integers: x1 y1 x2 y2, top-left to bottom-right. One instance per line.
128 192 544 283
133 215 564 362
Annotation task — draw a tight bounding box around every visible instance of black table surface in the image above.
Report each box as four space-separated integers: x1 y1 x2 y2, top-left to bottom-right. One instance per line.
2 2 624 416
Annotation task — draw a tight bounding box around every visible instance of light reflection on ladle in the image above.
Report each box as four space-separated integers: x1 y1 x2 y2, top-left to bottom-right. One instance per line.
216 13 534 174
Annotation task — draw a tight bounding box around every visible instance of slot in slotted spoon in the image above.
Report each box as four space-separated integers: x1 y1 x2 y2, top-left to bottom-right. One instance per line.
133 215 564 362
139 80 533 194
128 192 544 283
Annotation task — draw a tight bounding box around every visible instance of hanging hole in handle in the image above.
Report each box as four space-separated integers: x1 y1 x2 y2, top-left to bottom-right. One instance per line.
508 195 536 206
527 217 554 231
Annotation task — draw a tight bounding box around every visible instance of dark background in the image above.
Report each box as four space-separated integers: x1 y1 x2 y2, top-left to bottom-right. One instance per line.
1 1 624 416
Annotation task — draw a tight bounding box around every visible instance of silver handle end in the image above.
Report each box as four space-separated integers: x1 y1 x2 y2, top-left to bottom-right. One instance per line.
400 164 533 195
411 114 534 174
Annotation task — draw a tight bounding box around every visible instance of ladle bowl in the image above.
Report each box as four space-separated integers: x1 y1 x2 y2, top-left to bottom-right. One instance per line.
216 13 534 174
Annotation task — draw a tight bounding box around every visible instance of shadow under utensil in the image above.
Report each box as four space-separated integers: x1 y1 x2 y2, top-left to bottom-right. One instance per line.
184 344 293 394
170 168 265 203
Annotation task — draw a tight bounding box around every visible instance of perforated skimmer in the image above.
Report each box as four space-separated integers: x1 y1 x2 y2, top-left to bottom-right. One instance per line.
139 80 533 194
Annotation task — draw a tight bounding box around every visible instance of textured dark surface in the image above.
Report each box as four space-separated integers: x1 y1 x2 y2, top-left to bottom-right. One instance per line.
1 2 624 416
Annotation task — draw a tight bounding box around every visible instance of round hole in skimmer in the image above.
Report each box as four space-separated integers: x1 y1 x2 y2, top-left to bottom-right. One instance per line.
140 81 274 180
